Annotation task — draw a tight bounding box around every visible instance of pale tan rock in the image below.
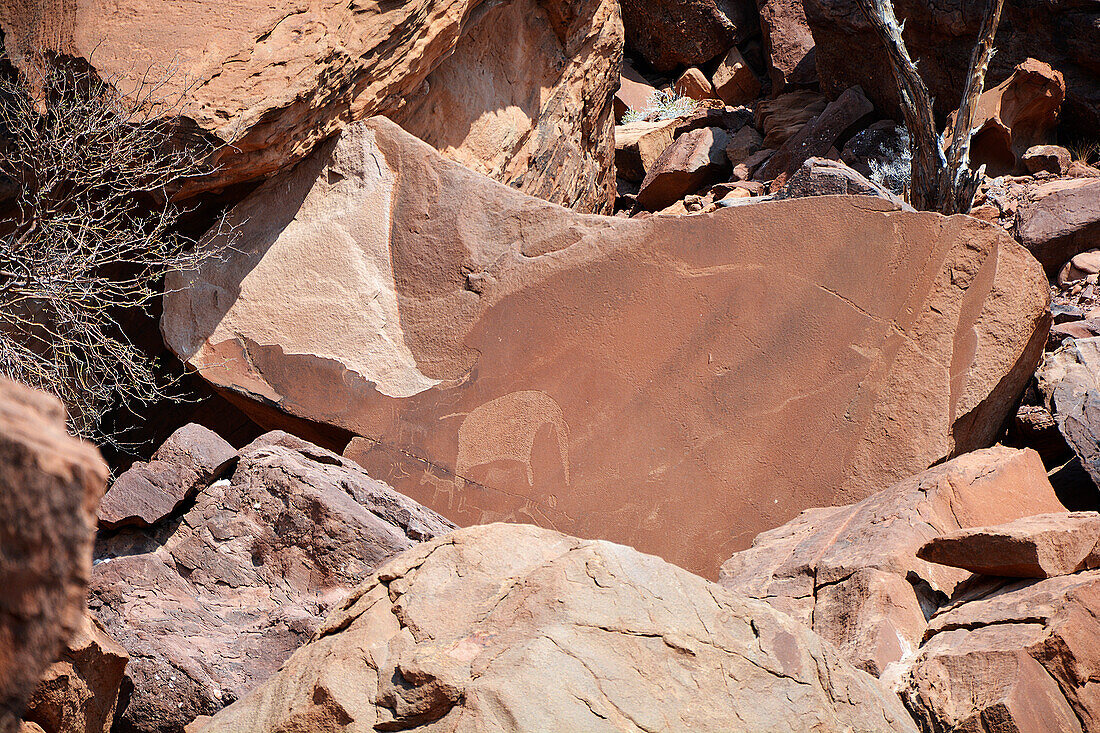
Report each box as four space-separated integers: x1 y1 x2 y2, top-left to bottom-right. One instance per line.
197 524 918 733
636 126 731 210
1024 144 1073 175
917 512 1100 579
0 379 107 733
613 64 657 122
720 447 1065 675
711 46 761 105
614 119 680 182
674 67 716 101
162 117 1051 579
0 0 622 212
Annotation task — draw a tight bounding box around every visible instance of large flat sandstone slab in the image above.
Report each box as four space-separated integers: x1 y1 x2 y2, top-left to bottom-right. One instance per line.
163 117 1050 578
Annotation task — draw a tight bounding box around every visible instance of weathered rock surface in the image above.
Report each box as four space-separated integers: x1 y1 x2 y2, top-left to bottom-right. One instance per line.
758 0 816 90
1024 144 1073 176
197 524 918 733
613 64 657 122
711 46 761 105
618 0 750 71
757 86 874 185
163 116 1050 578
0 0 622 212
755 89 828 148
720 447 1066 675
918 512 1100 579
0 378 107 733
944 59 1065 177
636 126 730 209
21 615 128 733
914 569 1100 730
776 157 911 208
1038 337 1100 489
98 424 236 529
674 67 716 101
1016 179 1100 276
90 431 453 732
804 0 1100 137
614 119 680 182
390 0 623 214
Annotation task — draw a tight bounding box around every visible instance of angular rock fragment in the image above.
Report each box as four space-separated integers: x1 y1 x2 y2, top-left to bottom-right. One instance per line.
619 0 750 71
98 424 236 529
755 89 827 148
720 447 1065 675
636 126 730 209
90 432 453 733
674 67 716 101
1025 145 1073 176
613 65 657 122
163 116 1050 578
1016 179 1100 276
614 120 680 182
775 157 911 208
0 378 107 733
917 512 1100 579
757 0 816 90
711 46 761 106
197 524 918 733
1038 337 1100 489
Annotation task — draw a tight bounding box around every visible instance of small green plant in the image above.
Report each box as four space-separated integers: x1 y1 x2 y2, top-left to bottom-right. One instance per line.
1065 139 1100 167
622 89 698 123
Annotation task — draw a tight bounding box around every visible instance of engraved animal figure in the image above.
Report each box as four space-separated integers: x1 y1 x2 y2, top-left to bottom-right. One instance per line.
455 391 570 488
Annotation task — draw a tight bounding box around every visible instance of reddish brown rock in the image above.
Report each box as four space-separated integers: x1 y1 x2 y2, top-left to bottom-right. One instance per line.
636 126 731 209
920 569 1100 729
898 625 1083 733
724 124 763 166
775 157 910 208
614 64 657 122
757 86 874 185
917 512 1100 579
90 431 453 732
1060 249 1100 284
196 524 919 733
97 424 236 529
755 89 828 148
674 67 716 101
758 0 816 90
614 120 680 182
0 0 622 212
391 0 623 214
1025 145 1073 176
1016 179 1100 276
720 447 1065 675
0 379 107 733
1038 338 1100 489
21 615 128 733
618 0 751 72
804 0 1100 140
711 46 761 106
162 116 1050 579
944 59 1065 177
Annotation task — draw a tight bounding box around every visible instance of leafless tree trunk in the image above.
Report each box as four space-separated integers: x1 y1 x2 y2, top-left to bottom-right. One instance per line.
855 0 1005 214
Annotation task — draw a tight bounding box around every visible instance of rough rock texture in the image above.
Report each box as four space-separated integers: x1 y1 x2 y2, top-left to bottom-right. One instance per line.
899 624 1084 733
162 116 1050 579
1038 337 1100 489
913 569 1100 730
390 0 623 214
776 157 911 208
21 615 128 733
98 424 237 529
1016 179 1100 276
918 512 1100 579
756 89 828 147
719 447 1066 675
90 431 454 733
618 0 750 71
804 0 1100 137
614 120 680 182
674 67 716 100
613 65 656 122
0 378 108 733
636 126 731 209
943 59 1065 177
0 0 622 212
758 0 816 90
757 86 874 185
197 524 918 733
711 46 761 105
1024 145 1072 176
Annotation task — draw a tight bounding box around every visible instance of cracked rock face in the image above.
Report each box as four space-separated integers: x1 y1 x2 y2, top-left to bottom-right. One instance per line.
162 115 1050 579
196 523 918 733
89 431 454 733
719 446 1067 676
0 0 621 211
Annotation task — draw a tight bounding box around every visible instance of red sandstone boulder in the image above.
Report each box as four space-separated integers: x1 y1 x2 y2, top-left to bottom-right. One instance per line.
1016 179 1100 276
613 65 657 122
917 512 1100 579
1037 337 1100 489
711 46 761 105
755 89 828 148
0 378 107 733
0 0 622 213
1024 145 1073 176
674 67 717 101
618 0 752 72
614 120 680 182
90 431 454 732
719 447 1065 675
757 0 816 90
636 126 731 209
776 157 910 207
161 116 1050 579
194 524 919 733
